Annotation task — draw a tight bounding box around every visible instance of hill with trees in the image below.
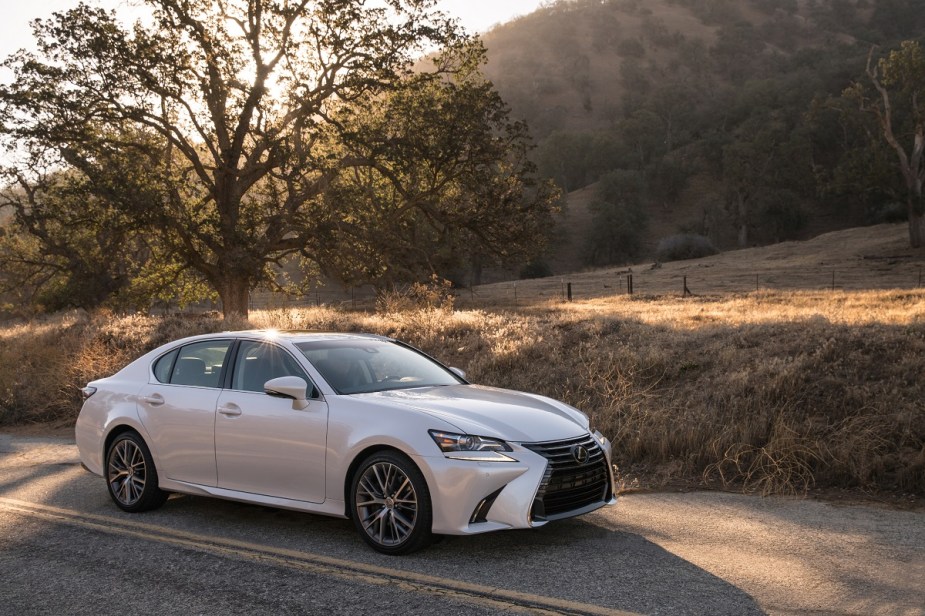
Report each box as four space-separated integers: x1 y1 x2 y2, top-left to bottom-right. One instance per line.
477 0 925 273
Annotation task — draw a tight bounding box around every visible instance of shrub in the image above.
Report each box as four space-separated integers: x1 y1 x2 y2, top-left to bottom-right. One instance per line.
656 234 720 262
375 275 455 314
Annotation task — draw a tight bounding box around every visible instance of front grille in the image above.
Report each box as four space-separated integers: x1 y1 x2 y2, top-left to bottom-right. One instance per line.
522 434 610 520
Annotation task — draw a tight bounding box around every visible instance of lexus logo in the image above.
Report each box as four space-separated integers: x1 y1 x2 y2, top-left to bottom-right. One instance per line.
571 444 590 465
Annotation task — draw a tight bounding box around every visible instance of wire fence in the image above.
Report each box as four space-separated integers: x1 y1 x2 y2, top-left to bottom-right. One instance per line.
237 260 925 314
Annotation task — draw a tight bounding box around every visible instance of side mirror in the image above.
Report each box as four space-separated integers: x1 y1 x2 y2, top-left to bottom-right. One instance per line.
265 376 311 410
449 367 466 380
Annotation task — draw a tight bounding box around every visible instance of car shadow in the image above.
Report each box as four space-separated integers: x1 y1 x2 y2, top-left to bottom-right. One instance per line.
157 495 765 615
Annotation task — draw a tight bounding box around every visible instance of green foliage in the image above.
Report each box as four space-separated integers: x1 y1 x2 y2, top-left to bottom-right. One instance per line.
533 132 629 192
879 41 925 118
318 43 559 288
806 94 898 216
586 170 648 266
0 167 143 312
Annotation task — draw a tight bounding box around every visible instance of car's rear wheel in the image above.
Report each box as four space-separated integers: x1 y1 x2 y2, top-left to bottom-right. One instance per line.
105 431 168 513
350 451 432 555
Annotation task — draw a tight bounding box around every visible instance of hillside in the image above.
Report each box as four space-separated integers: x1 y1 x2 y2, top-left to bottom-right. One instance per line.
482 0 734 139
477 0 925 273
481 0 918 142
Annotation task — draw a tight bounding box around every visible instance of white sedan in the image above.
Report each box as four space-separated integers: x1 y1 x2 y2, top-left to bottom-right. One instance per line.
76 331 616 554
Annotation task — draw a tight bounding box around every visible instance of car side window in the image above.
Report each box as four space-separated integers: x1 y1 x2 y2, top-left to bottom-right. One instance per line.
170 340 232 388
232 340 316 396
153 348 179 383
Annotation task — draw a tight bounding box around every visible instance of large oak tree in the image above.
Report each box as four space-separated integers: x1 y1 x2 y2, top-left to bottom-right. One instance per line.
1 0 554 318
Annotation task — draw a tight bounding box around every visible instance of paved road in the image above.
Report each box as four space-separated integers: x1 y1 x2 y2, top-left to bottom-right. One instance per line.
1 432 923 616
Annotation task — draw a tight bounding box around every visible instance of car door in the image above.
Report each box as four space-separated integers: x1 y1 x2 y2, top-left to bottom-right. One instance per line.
137 339 233 487
214 340 329 503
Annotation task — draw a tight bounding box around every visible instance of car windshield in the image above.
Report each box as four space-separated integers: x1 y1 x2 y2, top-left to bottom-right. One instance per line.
295 339 463 394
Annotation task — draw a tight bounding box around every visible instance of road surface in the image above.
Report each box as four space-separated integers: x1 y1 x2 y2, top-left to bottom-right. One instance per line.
1 431 922 615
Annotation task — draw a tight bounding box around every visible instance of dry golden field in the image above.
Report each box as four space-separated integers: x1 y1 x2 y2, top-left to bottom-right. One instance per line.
1 223 923 497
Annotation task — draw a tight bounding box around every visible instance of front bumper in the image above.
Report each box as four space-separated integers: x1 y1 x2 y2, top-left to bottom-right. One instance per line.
415 433 616 536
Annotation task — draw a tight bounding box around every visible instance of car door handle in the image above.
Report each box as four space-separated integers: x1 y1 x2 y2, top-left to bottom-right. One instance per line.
218 404 242 417
142 394 164 407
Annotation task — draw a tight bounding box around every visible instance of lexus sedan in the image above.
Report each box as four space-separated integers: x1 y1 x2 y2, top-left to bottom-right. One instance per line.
76 331 616 554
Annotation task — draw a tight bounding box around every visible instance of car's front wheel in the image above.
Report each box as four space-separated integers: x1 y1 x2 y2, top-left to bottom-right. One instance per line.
350 451 432 555
105 431 169 513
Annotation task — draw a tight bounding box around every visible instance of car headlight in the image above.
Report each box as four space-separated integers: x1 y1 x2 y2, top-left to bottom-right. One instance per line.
428 430 515 462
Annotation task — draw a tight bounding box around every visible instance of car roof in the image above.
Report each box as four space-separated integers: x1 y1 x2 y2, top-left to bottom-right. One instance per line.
208 330 391 343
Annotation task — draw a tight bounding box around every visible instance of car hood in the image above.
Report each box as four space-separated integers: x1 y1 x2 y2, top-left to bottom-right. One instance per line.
352 384 589 443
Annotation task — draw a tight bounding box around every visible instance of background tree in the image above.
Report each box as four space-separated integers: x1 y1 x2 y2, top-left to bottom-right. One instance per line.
848 41 925 247
307 48 558 288
585 169 648 266
1 0 551 319
0 132 175 312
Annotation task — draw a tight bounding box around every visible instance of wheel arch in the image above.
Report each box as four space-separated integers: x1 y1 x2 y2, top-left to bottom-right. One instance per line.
342 444 427 519
103 424 144 461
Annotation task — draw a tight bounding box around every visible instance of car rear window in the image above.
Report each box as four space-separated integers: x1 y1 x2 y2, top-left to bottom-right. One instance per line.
153 349 178 383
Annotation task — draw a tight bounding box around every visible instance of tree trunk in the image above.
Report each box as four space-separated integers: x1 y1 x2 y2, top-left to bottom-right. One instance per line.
218 278 250 322
737 193 749 248
909 204 925 249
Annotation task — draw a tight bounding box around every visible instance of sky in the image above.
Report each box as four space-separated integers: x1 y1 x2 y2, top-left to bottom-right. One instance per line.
0 0 547 60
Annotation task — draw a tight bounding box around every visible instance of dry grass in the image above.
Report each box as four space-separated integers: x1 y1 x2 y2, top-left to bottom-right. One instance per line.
1 287 923 497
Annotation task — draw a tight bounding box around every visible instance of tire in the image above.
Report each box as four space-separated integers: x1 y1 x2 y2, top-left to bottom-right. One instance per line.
349 451 433 555
105 431 169 513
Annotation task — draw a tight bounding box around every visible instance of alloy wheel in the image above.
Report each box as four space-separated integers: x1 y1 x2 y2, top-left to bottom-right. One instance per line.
354 462 418 547
108 438 147 507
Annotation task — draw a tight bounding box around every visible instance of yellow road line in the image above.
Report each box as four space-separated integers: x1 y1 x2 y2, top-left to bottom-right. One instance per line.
0 497 638 616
